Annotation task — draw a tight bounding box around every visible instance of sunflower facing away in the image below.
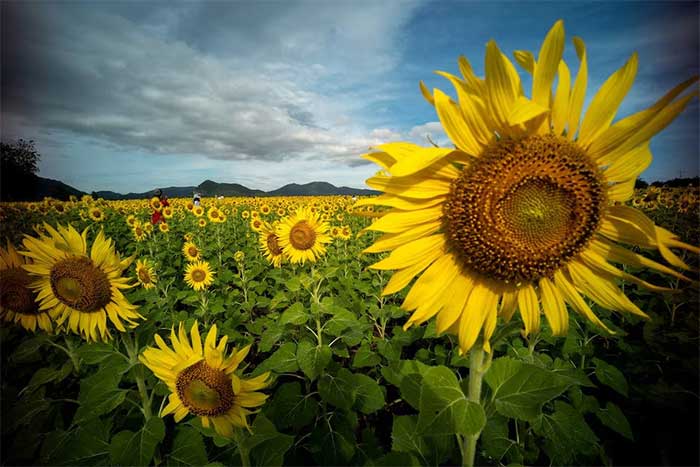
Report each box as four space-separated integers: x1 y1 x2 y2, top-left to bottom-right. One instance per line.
0 242 53 333
21 224 143 341
135 259 158 290
359 20 698 354
139 321 271 437
185 260 215 291
276 207 332 264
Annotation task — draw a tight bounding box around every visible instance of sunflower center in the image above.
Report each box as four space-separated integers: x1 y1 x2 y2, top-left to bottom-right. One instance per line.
138 268 152 284
50 257 112 312
0 267 40 315
176 360 234 416
188 246 199 257
266 233 283 255
444 134 605 283
289 221 316 250
191 269 206 282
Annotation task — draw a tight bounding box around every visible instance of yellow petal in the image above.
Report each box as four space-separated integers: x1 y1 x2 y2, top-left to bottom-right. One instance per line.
506 96 550 127
551 60 571 135
370 234 445 270
553 269 613 333
567 37 588 139
539 276 568 336
485 40 521 129
419 80 435 105
578 52 638 147
517 284 540 336
604 143 652 183
434 88 482 155
532 20 565 108
513 50 535 74
458 281 499 354
436 272 474 334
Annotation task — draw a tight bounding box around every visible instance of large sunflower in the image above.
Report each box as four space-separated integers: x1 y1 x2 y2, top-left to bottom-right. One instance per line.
139 321 271 436
185 261 215 291
0 242 53 333
20 223 143 341
276 207 332 264
360 20 698 354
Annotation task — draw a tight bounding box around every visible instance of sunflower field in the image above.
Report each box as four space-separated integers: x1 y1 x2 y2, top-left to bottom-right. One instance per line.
1 20 699 467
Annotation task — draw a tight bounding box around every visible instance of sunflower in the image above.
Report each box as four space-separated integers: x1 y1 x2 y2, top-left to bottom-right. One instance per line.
182 242 201 262
198 219 207 228
163 206 174 219
144 223 154 234
126 214 137 227
241 210 250 219
133 224 148 242
150 197 163 212
139 321 271 436
185 261 215 291
193 206 204 217
89 207 105 222
359 20 698 354
250 218 264 232
0 242 53 332
260 205 271 215
159 222 170 233
259 223 284 268
135 259 158 289
207 207 225 223
276 207 332 264
233 251 245 264
20 223 143 341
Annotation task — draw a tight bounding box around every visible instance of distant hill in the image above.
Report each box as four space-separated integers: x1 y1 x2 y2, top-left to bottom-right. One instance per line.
268 181 377 197
15 179 377 201
0 174 85 201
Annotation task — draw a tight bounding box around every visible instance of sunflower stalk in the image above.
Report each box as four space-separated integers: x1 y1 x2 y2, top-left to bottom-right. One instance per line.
233 429 251 467
462 345 485 467
122 331 152 420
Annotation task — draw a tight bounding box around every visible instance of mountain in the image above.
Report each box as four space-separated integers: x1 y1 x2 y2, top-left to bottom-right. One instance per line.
267 181 378 197
0 174 85 201
3 178 377 201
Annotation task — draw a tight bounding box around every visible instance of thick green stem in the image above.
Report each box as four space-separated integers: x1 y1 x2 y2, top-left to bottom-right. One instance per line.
122 332 152 420
233 429 250 467
462 346 485 467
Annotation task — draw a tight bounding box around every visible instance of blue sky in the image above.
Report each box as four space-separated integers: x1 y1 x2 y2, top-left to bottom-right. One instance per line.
2 1 697 193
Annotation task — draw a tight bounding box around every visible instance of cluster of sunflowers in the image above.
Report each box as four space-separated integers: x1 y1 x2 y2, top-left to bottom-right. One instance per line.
631 185 700 212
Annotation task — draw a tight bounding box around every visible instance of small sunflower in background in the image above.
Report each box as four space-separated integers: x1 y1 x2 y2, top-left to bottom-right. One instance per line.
149 197 163 212
276 207 286 217
159 222 170 233
193 206 204 217
21 223 143 341
360 20 698 354
126 214 137 227
133 223 148 242
144 223 154 234
184 233 194 242
276 207 332 264
208 207 225 223
259 223 284 268
185 261 215 291
260 204 271 215
0 242 53 333
339 225 352 240
241 210 250 219
233 250 245 264
87 206 105 222
163 206 174 219
250 218 264 233
139 321 271 437
182 242 202 262
135 259 157 290
198 218 207 228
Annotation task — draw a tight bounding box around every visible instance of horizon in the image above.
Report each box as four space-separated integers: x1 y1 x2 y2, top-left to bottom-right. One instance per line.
2 1 698 193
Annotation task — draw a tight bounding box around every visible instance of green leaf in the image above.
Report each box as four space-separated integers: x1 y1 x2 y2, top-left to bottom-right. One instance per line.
593 358 628 396
254 342 299 374
353 373 385 414
22 366 61 395
279 302 307 326
352 343 381 369
258 324 284 352
392 416 427 457
480 415 518 462
296 341 332 381
72 355 129 424
318 368 356 410
324 308 359 336
596 402 633 440
310 412 356 465
488 361 568 421
109 417 165 466
381 359 431 388
11 335 47 363
369 451 421 466
265 382 318 430
416 366 485 435
246 415 294 467
167 427 208 467
533 401 599 464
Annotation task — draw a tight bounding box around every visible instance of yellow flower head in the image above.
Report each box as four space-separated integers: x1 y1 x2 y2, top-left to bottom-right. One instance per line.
258 223 284 268
135 258 158 289
233 250 245 264
159 222 170 233
182 242 201 262
139 321 271 437
20 223 143 341
184 261 215 291
360 20 699 354
0 242 53 333
276 207 332 264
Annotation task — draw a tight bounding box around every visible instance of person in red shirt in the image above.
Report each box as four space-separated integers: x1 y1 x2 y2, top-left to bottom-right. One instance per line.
151 189 170 225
